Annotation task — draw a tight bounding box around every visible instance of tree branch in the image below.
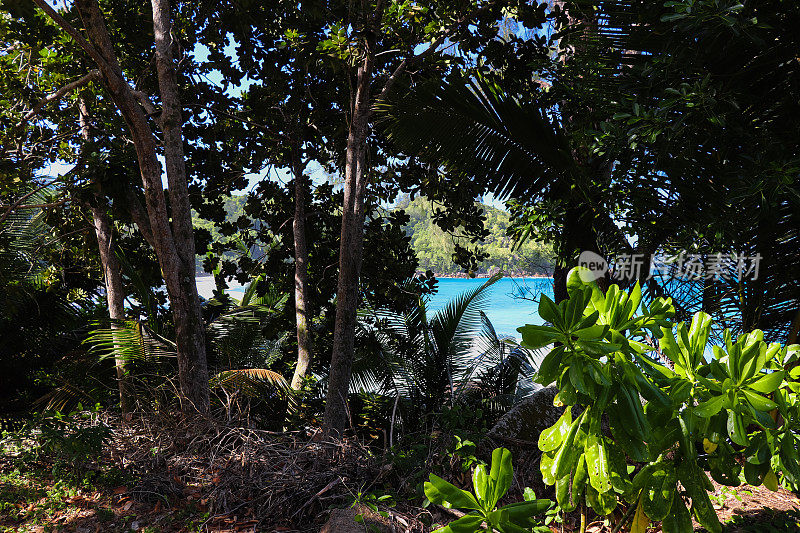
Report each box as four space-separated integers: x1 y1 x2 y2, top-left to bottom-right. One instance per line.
0 199 69 210
30 0 111 72
0 177 61 224
131 89 158 116
19 69 101 124
375 2 495 104
124 183 156 249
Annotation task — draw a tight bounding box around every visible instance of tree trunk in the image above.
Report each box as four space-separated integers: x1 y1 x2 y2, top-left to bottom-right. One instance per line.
150 0 210 415
290 139 313 390
79 95 131 412
323 40 375 433
58 0 210 415
91 205 133 412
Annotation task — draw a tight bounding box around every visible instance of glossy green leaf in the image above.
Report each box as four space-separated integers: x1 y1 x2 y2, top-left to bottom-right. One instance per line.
540 451 557 486
660 492 692 533
748 371 784 393
501 499 552 525
585 483 617 515
677 462 722 533
538 294 564 329
473 464 488 504
425 474 482 510
535 347 564 385
432 513 484 533
584 435 612 493
555 472 574 511
551 410 586 480
641 462 676 521
694 394 725 417
538 408 572 453
488 447 513 508
519 324 559 350
741 389 778 412
726 409 749 446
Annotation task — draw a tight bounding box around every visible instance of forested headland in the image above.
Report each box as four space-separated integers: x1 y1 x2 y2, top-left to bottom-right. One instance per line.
192 194 555 278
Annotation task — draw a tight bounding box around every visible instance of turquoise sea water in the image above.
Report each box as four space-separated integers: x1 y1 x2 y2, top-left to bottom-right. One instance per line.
426 277 553 338
196 275 552 339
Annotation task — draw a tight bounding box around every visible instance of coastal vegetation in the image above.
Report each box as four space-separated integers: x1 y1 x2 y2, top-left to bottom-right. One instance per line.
192 194 555 277
1 0 799 531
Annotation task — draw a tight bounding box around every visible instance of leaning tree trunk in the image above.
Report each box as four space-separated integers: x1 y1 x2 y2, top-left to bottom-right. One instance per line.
323 43 374 433
290 141 313 390
37 0 211 415
150 0 210 415
79 96 131 412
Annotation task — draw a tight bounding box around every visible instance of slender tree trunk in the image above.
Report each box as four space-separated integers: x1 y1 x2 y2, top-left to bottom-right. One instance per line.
150 0 210 415
290 137 313 390
47 0 210 415
323 40 375 433
79 96 131 412
91 205 132 411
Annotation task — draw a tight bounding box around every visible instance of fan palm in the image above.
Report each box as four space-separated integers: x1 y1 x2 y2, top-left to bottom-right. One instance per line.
350 273 542 437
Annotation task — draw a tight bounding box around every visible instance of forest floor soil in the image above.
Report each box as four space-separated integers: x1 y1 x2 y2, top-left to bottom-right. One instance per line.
2 414 800 532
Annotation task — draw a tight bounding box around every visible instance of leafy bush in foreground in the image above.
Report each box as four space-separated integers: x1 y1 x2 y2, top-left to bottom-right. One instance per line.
424 447 552 533
519 267 800 532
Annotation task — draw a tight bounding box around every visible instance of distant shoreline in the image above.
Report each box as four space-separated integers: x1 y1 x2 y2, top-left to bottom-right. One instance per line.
427 272 552 280
197 272 553 280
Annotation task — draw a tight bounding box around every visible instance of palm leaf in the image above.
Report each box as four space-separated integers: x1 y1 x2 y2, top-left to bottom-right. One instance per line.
377 74 575 200
210 368 292 400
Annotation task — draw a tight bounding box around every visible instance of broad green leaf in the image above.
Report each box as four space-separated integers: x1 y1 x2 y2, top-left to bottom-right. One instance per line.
473 464 488 504
538 294 564 329
501 499 552 524
726 409 748 446
555 472 573 511
694 395 725 418
538 408 572 453
677 462 722 533
572 453 589 499
688 312 712 359
748 371 784 393
432 513 484 533
540 450 557 486
607 441 633 494
641 462 676 521
584 435 612 493
660 492 692 533
552 411 586 480
741 389 777 412
518 324 558 350
489 447 513 509
585 483 617 515
425 474 481 510
744 459 769 486
535 347 564 385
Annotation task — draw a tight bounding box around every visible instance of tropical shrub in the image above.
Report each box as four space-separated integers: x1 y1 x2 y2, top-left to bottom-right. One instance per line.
424 447 552 533
519 267 800 532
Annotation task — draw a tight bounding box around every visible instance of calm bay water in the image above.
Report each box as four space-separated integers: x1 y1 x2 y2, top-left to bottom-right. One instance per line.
196 275 552 339
427 277 552 338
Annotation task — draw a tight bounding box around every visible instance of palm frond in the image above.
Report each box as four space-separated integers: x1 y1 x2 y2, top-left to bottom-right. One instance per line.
84 320 175 363
210 368 292 399
429 273 503 382
377 74 575 200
